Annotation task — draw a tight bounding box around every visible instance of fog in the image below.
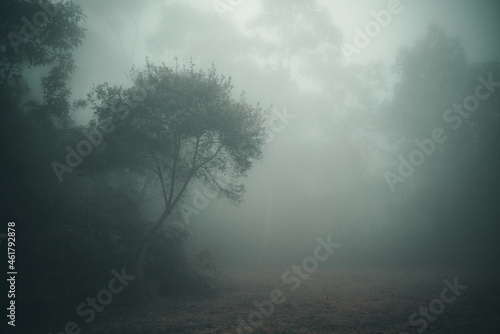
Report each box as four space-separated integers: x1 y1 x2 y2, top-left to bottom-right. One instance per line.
64 0 500 269
3 0 500 332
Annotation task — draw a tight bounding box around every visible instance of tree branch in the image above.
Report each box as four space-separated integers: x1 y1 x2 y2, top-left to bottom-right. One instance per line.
170 144 223 209
167 133 180 208
194 145 224 172
151 150 168 208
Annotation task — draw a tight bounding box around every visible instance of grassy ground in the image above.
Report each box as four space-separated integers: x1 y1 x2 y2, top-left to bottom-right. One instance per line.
71 267 500 333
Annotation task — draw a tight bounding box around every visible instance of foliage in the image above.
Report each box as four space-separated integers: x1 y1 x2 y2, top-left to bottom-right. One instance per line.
87 59 268 217
0 0 86 83
0 0 86 126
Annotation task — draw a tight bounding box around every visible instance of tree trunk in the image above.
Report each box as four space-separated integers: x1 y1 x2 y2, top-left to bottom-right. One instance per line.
135 208 171 285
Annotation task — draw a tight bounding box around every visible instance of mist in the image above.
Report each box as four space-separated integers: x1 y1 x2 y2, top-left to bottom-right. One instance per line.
2 0 500 333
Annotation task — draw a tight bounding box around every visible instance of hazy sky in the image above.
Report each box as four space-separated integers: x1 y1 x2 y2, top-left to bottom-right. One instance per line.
325 0 500 63
68 0 500 124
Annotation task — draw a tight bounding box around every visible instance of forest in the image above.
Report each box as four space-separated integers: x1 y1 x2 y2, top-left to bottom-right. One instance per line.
1 0 500 333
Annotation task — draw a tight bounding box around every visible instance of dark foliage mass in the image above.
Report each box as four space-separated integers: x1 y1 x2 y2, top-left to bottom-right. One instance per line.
0 1 259 330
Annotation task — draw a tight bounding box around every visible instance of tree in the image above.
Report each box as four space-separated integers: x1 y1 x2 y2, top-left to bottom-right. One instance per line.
248 0 341 75
375 25 500 264
86 59 269 282
0 0 85 90
1 0 86 212
382 25 469 139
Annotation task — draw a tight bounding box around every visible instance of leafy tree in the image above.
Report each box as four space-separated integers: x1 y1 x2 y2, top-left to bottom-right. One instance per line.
379 25 499 188
248 0 342 74
382 25 469 139
86 59 268 281
0 0 85 89
376 25 500 264
1 0 86 212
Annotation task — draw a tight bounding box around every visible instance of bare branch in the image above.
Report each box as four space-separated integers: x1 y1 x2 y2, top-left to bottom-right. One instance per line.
167 133 180 208
151 150 168 207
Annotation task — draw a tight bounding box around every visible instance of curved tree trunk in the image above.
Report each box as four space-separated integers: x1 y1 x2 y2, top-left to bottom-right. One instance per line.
135 208 171 285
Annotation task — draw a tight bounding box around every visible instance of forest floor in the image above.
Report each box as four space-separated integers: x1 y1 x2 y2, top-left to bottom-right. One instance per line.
78 267 499 333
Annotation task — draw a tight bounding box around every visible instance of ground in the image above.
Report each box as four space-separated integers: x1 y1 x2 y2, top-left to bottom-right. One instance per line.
69 267 500 333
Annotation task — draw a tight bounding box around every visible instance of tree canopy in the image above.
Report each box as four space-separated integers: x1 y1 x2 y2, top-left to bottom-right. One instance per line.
84 59 269 280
